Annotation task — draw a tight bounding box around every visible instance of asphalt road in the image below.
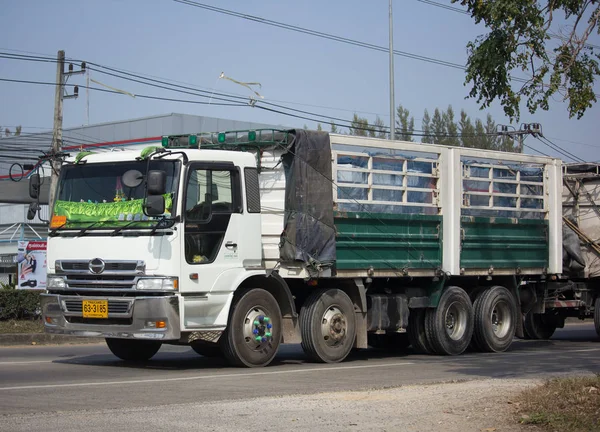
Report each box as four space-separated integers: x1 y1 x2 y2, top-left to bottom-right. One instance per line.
0 322 599 430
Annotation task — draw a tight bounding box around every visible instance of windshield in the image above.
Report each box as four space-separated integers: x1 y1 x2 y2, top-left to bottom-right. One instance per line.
54 159 180 229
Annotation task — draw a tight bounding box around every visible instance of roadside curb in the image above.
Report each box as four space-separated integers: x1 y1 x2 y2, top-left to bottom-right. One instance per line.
0 333 104 346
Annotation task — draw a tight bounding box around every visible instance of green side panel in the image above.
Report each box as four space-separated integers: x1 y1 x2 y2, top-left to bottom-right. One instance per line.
334 212 442 270
460 216 548 269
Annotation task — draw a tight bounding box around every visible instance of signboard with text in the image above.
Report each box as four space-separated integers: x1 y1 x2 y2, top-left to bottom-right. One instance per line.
16 241 47 290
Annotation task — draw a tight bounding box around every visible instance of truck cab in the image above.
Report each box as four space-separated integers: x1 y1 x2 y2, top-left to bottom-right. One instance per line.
41 140 265 362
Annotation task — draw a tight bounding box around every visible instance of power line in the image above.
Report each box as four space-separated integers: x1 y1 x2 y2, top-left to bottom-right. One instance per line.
535 136 586 162
0 77 249 107
173 0 467 71
415 0 468 14
414 0 600 50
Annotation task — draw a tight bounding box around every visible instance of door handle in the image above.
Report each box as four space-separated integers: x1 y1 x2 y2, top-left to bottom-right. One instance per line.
225 241 238 249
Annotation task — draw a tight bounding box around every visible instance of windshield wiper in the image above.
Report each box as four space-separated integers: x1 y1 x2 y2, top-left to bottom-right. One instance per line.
110 220 146 236
76 221 105 237
48 223 67 237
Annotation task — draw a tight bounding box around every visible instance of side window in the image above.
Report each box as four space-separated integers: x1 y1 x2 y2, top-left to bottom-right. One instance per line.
185 169 233 221
184 167 237 265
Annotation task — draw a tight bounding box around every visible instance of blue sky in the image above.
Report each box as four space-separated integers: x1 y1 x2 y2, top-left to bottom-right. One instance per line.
1 0 599 161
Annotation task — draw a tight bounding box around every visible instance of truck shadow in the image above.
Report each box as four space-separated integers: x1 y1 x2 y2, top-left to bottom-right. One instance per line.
51 334 600 372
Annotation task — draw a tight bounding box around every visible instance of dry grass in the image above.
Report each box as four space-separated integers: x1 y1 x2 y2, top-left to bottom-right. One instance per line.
514 375 600 431
0 319 44 334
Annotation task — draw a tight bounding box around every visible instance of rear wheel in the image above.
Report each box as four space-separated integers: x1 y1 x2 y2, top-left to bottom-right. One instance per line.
425 286 474 356
523 310 557 340
220 288 282 368
105 338 162 361
408 308 433 354
472 286 517 352
300 288 356 363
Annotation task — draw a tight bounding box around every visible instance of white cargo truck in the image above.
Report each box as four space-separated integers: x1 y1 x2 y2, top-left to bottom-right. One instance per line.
30 129 566 367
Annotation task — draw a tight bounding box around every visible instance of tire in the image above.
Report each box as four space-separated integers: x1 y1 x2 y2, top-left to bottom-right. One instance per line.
368 332 410 352
425 286 474 356
408 308 433 354
105 338 162 361
595 298 600 338
220 288 282 368
523 310 557 340
472 286 517 353
300 288 356 363
191 341 223 358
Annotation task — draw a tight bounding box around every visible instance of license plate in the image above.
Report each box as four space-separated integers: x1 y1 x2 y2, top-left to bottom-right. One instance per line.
82 300 108 318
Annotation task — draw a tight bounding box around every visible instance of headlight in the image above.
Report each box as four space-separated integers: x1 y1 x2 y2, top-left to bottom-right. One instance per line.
136 277 178 291
47 276 66 289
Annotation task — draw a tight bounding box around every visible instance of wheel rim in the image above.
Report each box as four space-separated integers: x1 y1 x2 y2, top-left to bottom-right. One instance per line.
320 305 347 347
444 301 467 341
490 299 512 338
242 306 273 350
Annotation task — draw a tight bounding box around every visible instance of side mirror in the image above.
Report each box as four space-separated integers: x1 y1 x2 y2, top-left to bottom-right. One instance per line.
144 195 165 216
122 170 144 188
147 170 167 195
29 174 40 199
26 202 39 220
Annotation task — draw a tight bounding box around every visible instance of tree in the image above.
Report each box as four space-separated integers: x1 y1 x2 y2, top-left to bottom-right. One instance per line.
330 122 339 133
395 104 414 142
373 115 388 139
459 110 476 148
349 113 370 136
421 110 432 144
474 118 487 149
14 126 21 136
453 0 600 120
316 123 323 131
443 105 460 146
431 108 446 145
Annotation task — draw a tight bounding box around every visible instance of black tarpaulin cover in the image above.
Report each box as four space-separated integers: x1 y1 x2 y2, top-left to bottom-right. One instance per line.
279 129 336 269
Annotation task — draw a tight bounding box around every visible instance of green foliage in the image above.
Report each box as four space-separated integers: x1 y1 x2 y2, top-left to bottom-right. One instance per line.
345 104 519 152
330 122 339 133
395 104 414 141
373 115 388 139
422 110 432 144
0 284 41 320
453 0 600 120
349 113 370 136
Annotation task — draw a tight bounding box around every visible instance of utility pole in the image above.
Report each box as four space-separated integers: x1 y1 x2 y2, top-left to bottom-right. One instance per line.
388 0 395 141
48 50 85 215
48 50 65 214
497 123 542 153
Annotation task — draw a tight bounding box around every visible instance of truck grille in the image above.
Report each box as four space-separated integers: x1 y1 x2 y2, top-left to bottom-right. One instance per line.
57 260 144 274
63 299 132 314
65 275 137 290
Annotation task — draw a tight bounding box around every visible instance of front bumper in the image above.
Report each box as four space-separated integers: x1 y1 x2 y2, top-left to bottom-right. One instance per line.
41 293 181 340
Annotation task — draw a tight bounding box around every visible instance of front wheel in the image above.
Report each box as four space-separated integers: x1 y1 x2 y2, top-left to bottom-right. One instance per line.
472 286 517 353
105 338 162 361
425 286 474 356
220 288 282 368
300 288 356 363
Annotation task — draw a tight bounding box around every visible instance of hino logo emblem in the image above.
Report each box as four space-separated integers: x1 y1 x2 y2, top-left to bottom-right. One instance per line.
89 258 105 274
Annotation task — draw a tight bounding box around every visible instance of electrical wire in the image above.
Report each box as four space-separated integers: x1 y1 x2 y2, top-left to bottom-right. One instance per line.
414 0 600 50
0 77 249 107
